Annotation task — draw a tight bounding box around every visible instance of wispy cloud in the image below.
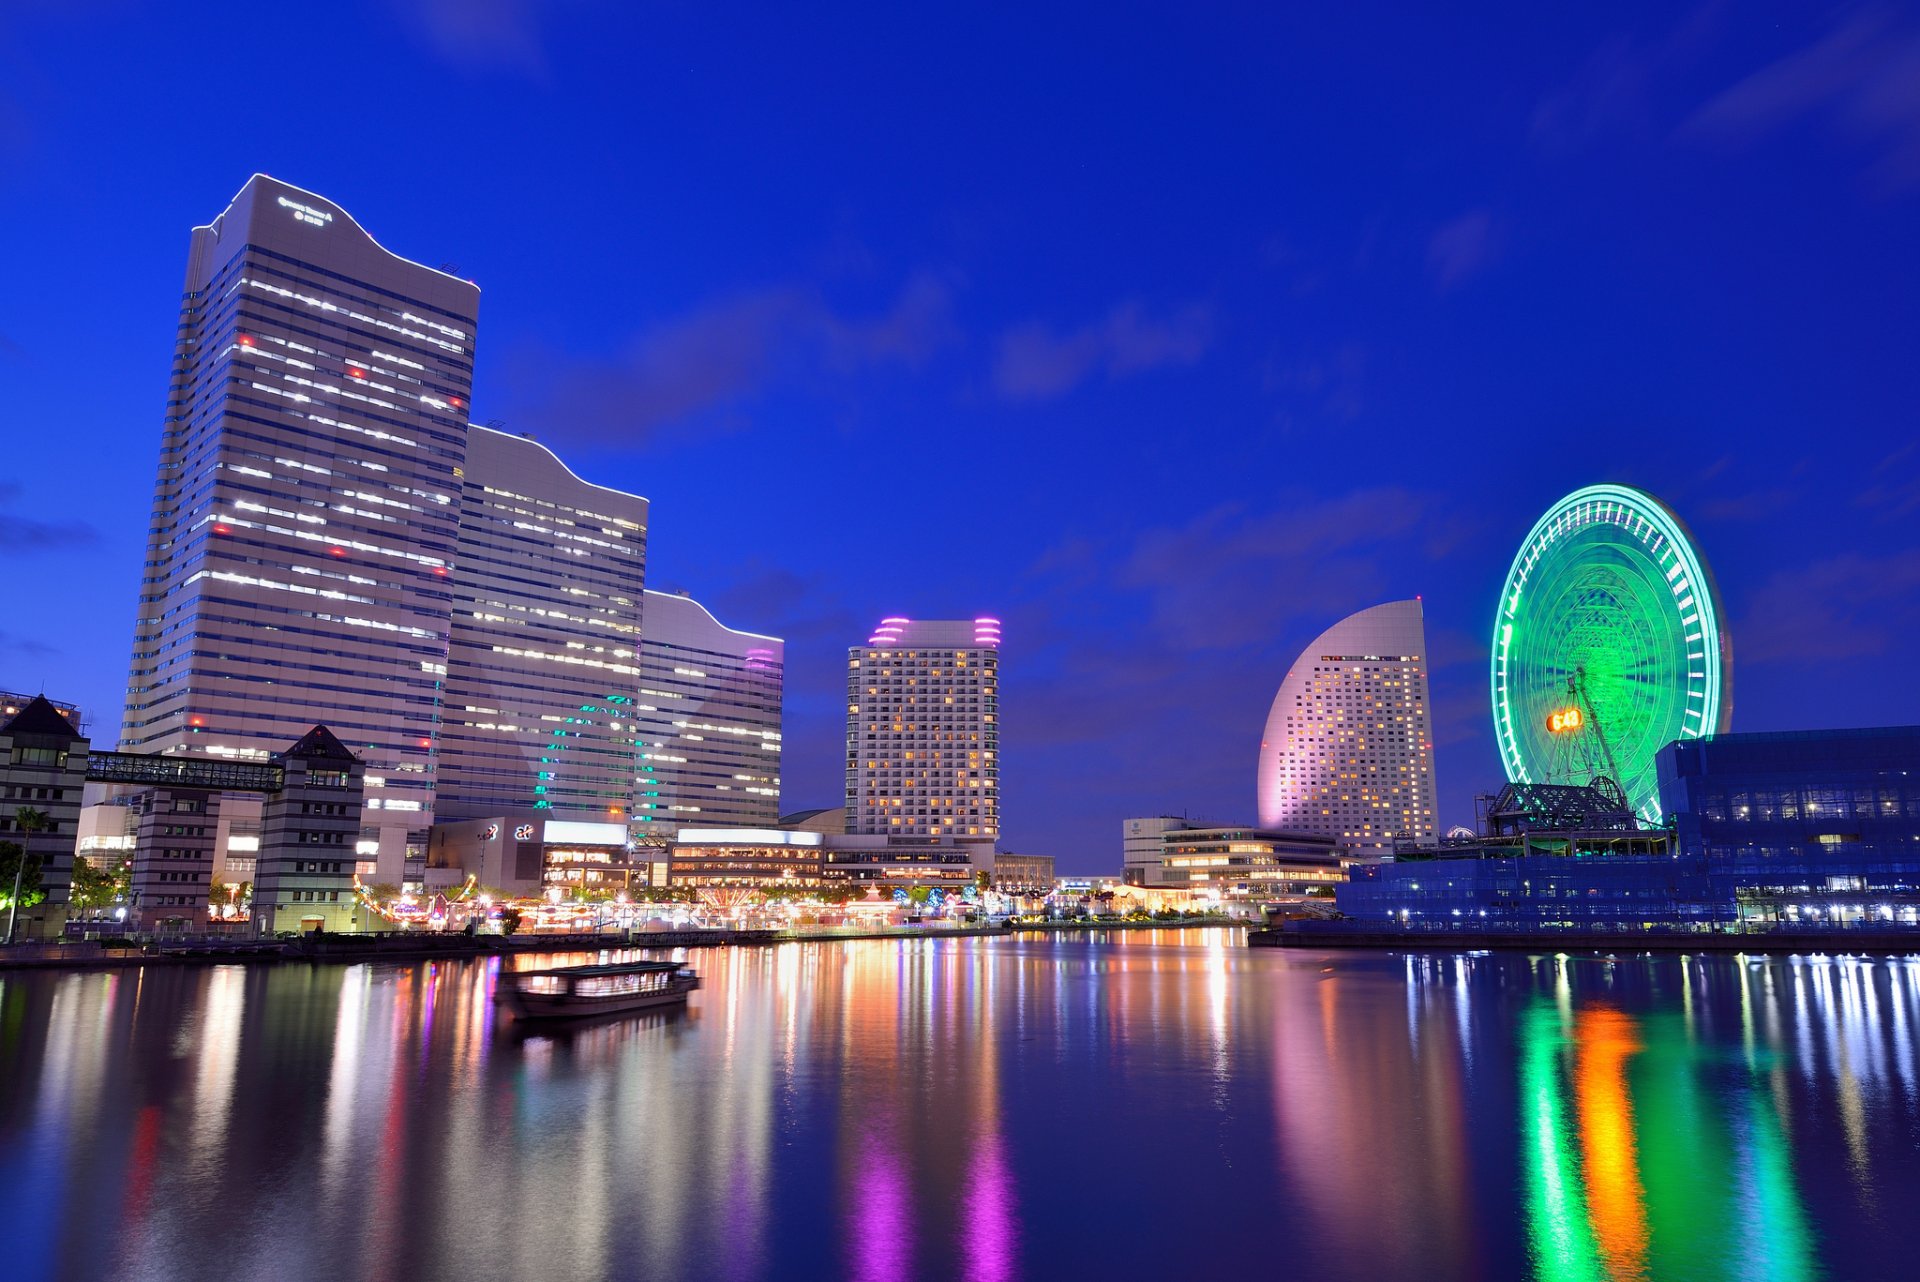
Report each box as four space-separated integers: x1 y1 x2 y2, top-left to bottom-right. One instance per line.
1530 5 1724 152
1734 546 1920 663
992 302 1212 401
1682 6 1920 189
399 0 568 76
508 271 957 447
0 482 96 551
1427 210 1501 291
1119 488 1453 652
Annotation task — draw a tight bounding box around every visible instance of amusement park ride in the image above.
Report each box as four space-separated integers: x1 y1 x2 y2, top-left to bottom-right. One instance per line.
1492 484 1734 825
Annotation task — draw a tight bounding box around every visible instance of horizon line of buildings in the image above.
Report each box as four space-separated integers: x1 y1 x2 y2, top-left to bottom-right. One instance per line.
0 174 1018 938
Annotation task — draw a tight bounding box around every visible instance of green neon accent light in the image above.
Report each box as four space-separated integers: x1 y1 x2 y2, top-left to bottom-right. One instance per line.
1491 483 1733 823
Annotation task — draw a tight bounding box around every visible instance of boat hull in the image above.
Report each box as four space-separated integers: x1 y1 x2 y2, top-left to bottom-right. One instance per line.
497 973 701 1022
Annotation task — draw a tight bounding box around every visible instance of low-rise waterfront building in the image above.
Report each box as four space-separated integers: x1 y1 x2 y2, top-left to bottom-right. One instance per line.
667 828 983 891
129 789 221 930
1336 728 1920 933
991 852 1055 893
252 727 366 933
0 696 88 938
1123 816 1342 900
427 814 640 896
1659 726 1920 926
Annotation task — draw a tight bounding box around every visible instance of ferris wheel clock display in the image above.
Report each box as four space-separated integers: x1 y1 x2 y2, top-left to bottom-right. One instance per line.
1490 483 1733 823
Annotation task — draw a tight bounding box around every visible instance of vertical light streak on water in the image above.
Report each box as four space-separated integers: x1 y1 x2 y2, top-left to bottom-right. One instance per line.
1791 961 1815 1087
1890 961 1917 1100
320 964 370 1207
1738 959 1758 1069
1575 1007 1650 1281
1207 930 1231 1105
961 946 1016 1282
1634 1012 1711 1281
853 1124 910 1282
1731 1068 1816 1282
1455 956 1473 1075
186 966 245 1180
1521 1003 1602 1282
1682 958 1697 1046
1814 961 1873 1193
1405 953 1420 1055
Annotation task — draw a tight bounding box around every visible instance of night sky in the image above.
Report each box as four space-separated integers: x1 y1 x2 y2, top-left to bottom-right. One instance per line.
3 3 1917 871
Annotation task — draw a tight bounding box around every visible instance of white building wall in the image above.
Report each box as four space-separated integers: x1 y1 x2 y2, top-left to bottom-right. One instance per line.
1255 599 1439 853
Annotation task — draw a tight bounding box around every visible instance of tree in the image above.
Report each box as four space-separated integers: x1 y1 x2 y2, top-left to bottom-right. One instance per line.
73 856 129 912
6 807 51 943
907 886 932 906
0 841 44 912
497 906 522 936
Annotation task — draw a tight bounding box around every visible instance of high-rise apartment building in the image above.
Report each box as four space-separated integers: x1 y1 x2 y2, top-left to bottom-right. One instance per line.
632 589 783 834
436 427 649 821
1255 599 1438 853
121 175 479 874
846 618 1000 842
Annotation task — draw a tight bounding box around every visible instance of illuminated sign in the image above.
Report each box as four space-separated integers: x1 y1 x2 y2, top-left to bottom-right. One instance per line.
1546 706 1584 734
513 824 535 841
482 823 500 840
276 195 333 227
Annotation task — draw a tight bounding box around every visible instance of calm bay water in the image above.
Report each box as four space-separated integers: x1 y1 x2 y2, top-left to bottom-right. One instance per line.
2 930 1916 1281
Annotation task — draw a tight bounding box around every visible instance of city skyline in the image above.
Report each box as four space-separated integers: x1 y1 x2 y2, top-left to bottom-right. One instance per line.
5 6 1920 870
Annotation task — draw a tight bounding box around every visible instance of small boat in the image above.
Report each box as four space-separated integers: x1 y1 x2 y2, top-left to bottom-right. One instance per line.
496 959 701 1021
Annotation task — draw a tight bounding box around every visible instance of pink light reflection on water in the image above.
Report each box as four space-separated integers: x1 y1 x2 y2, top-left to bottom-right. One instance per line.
962 1128 1017 1282
852 1125 911 1282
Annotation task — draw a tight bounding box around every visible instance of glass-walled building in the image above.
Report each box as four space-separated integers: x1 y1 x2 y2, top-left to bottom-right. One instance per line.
631 590 783 835
1333 730 1920 933
120 175 479 880
1658 726 1920 925
436 427 648 821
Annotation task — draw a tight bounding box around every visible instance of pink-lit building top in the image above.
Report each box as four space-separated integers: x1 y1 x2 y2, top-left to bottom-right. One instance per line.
847 618 1001 843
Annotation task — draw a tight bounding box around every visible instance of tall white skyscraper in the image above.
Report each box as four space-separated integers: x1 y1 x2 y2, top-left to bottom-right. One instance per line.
122 175 479 872
1255 599 1438 852
436 427 650 821
632 589 783 834
846 617 1000 843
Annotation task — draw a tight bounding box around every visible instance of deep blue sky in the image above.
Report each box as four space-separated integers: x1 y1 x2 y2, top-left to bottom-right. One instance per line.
3 2 1917 871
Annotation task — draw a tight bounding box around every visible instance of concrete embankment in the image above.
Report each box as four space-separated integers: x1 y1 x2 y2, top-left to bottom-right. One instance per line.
1248 925 1920 954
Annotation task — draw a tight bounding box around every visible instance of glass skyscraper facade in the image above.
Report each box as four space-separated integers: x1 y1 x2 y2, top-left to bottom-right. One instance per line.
122 175 479 873
436 427 648 821
631 590 783 834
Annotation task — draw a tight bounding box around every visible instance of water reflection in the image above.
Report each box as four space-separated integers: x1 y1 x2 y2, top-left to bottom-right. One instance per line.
1 939 1918 1281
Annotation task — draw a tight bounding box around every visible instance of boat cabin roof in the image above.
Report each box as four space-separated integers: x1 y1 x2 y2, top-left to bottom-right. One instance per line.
513 959 687 980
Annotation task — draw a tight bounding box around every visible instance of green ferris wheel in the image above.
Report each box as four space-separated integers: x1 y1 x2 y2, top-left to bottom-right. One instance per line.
1490 483 1733 824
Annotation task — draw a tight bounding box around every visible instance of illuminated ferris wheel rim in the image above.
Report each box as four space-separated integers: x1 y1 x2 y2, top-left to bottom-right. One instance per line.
1489 483 1731 815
